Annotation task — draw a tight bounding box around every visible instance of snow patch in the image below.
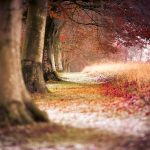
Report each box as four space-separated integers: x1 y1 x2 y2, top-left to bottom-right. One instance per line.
47 109 149 137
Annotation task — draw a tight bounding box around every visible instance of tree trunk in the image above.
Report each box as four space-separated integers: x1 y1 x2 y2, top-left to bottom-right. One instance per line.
55 48 63 71
54 33 64 72
50 19 65 72
53 19 65 72
0 0 48 127
43 16 64 81
22 0 48 93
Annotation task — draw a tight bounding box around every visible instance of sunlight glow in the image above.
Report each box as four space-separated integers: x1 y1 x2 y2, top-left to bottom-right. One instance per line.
82 63 127 74
82 62 150 86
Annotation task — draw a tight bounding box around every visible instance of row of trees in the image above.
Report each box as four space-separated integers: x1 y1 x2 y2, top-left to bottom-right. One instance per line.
61 22 150 72
0 0 149 126
0 0 48 127
55 0 150 71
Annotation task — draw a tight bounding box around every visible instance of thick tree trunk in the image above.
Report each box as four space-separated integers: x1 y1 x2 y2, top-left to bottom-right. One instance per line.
22 0 48 93
50 19 65 72
54 31 64 72
55 47 63 71
43 16 64 81
0 0 48 127
43 16 57 81
53 20 65 72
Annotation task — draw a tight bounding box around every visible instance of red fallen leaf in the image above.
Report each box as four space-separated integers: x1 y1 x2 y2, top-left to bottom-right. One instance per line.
145 111 150 116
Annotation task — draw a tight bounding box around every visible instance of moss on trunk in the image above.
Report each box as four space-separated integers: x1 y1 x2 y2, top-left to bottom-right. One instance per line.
0 0 49 127
44 71 62 81
0 101 48 127
43 16 65 82
22 0 48 93
22 60 48 93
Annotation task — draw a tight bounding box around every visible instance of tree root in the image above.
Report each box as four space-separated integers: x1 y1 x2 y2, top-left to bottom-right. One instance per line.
0 101 49 127
44 71 62 81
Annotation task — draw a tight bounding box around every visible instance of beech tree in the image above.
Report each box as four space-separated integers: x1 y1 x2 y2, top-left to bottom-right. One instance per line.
0 0 48 127
23 0 150 83
22 0 48 93
46 17 64 72
51 0 150 70
62 1 149 44
54 20 65 72
0 0 149 126
43 11 65 80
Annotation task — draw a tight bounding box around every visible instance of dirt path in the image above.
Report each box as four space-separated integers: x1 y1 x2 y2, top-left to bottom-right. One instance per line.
1 73 150 150
35 72 150 150
59 72 107 83
45 73 150 136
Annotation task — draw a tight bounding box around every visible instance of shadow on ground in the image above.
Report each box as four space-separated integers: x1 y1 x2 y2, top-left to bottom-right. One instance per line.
0 122 150 150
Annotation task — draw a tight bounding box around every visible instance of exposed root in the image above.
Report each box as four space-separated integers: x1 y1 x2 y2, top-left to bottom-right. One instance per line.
0 101 49 127
25 101 49 122
44 71 62 81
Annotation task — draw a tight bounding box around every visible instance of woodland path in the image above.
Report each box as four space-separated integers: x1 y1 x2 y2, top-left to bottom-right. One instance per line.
38 72 150 150
46 72 149 136
0 72 150 150
58 72 107 84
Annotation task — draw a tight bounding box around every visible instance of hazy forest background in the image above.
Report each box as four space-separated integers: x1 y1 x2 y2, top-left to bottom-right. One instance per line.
0 0 150 150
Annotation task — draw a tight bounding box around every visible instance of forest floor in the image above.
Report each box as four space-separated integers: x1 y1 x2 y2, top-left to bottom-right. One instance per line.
0 72 150 150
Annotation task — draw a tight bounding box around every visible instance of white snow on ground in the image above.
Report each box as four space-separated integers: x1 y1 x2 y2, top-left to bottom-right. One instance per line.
46 109 149 137
46 72 150 139
2 72 150 150
25 143 99 150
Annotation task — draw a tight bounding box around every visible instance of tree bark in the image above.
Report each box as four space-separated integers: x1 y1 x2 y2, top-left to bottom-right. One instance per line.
0 0 48 127
43 16 64 81
22 0 48 93
51 19 65 79
50 19 65 72
55 48 63 71
54 27 64 72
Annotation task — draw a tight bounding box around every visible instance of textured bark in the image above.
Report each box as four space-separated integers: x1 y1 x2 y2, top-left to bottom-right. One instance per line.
55 49 63 71
22 0 48 93
54 31 64 72
53 20 65 72
22 60 47 92
43 16 65 81
0 0 48 127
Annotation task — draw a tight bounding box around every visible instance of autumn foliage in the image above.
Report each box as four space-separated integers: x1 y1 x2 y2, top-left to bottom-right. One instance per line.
84 63 150 115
